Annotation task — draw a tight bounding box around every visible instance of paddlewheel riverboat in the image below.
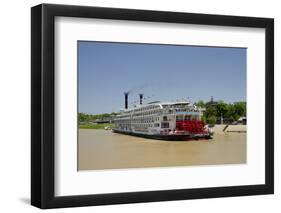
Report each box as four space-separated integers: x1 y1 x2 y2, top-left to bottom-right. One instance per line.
113 93 213 140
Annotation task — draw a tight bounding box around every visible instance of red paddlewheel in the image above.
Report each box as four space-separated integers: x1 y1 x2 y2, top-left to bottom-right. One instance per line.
176 120 206 134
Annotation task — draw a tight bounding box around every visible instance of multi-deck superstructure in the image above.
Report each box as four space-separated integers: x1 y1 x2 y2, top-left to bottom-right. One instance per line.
113 93 213 140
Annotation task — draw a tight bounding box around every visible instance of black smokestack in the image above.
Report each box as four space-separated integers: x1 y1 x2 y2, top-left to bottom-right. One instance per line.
139 94 143 105
124 92 129 109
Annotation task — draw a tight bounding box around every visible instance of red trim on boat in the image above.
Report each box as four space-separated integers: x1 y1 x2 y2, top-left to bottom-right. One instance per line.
176 120 207 134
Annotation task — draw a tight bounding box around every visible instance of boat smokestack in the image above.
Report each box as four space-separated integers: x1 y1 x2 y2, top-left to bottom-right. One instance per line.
139 94 143 105
124 92 129 109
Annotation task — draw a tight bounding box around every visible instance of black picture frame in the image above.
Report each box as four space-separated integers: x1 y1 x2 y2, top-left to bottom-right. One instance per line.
31 3 274 209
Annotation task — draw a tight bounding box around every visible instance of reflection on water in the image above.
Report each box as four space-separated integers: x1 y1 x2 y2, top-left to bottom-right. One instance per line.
78 128 246 171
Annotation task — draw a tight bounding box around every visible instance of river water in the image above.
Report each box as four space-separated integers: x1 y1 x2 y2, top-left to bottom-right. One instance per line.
78 126 246 170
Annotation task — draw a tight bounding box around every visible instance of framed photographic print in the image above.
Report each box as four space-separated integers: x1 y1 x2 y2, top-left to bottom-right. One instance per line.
31 3 274 209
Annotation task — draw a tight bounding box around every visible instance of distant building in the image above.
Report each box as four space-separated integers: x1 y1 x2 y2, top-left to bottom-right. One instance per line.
237 116 247 125
95 118 111 124
206 96 218 106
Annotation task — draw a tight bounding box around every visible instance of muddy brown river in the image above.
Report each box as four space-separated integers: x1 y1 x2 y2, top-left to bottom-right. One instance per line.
78 126 246 170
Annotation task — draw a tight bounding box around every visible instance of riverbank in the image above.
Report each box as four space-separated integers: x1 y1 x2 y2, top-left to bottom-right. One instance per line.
212 124 247 133
79 123 114 129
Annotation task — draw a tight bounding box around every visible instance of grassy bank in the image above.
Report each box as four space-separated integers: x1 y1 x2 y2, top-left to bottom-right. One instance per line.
79 123 114 129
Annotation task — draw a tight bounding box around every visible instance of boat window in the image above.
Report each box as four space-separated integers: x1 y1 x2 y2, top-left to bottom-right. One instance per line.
161 122 169 128
185 115 191 120
163 116 168 121
176 115 183 121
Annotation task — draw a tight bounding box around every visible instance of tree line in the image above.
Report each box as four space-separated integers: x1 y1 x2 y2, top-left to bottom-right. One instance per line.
79 112 118 123
195 100 246 125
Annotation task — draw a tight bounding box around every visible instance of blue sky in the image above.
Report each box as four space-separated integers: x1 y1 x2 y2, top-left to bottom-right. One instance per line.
78 41 246 114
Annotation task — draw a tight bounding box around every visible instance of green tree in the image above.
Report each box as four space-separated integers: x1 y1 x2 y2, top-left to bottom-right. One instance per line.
216 101 228 118
208 115 217 125
201 115 207 124
205 105 217 118
201 100 246 124
234 102 246 117
225 104 239 122
79 113 88 122
195 100 206 108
